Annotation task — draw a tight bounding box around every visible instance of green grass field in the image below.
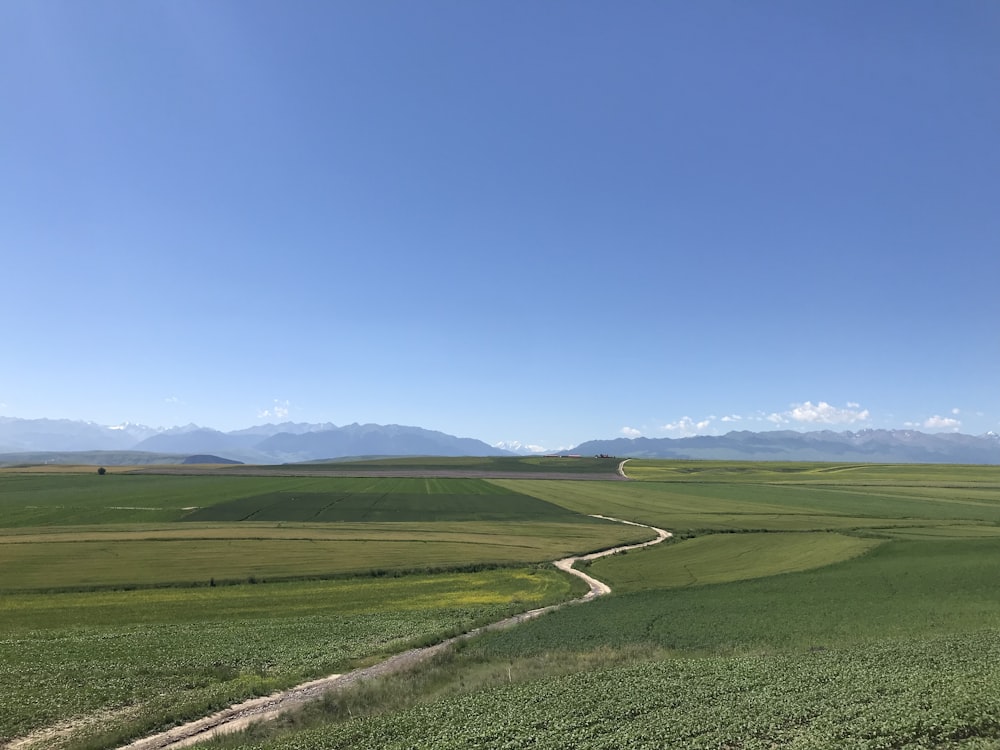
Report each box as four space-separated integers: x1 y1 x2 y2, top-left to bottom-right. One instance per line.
0 520 644 591
587 531 881 591
0 569 579 748
197 460 1000 750
5 460 1000 750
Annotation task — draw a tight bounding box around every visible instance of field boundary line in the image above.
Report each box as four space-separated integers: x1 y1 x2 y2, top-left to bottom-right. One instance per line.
96 516 671 750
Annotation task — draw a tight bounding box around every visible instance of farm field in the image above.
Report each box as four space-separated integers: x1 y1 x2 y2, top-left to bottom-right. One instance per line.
0 570 578 749
0 473 646 591
196 460 1000 750
0 469 630 749
5 460 1000 749
284 455 623 475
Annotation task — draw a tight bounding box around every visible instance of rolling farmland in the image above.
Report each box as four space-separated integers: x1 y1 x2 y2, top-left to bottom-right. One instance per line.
3 459 1000 749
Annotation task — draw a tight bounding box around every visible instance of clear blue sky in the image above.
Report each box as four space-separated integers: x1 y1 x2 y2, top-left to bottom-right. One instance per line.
2 1 998 450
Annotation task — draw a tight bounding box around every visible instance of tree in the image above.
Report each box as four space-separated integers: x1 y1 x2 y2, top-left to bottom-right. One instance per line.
97 467 106 475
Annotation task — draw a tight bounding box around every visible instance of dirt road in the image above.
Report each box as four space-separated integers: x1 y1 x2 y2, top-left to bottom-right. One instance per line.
11 516 670 750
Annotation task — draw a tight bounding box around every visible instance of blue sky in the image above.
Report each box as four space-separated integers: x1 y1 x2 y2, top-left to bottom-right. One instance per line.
2 1 998 451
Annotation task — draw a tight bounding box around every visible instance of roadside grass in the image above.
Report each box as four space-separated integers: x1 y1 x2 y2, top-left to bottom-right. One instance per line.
0 569 578 750
0 520 647 592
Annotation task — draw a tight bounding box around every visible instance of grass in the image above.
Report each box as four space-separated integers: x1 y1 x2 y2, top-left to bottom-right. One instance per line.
0 520 646 592
586 531 881 592
181 477 579 522
9 460 1000 749
495 473 1000 529
203 633 1000 750
466 536 1000 659
190 460 1000 750
0 474 649 592
0 569 579 749
623 459 1000 485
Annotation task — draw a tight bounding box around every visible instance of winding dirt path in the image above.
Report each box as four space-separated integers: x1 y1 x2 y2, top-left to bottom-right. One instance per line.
9 516 671 750
617 458 632 479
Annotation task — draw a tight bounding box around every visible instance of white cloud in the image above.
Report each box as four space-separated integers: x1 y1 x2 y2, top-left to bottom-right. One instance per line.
925 415 961 430
763 401 869 427
258 399 291 420
164 396 182 405
493 441 548 454
788 401 870 424
721 414 742 422
661 417 712 436
951 407 961 415
621 426 642 438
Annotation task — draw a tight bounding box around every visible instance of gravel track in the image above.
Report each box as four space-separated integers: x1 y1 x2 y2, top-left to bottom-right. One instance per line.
109 515 671 750
4 514 667 750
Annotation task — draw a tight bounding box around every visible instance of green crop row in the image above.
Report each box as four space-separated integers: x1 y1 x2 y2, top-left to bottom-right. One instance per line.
0 569 576 749
217 631 1000 749
466 537 1000 660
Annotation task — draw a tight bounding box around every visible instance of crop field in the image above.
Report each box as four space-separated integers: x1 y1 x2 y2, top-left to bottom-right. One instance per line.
0 520 644 591
212 632 1000 750
190 460 1000 750
6 460 1000 749
0 473 645 591
286 455 623 475
585 531 881 591
0 469 635 749
0 473 594 527
0 570 578 749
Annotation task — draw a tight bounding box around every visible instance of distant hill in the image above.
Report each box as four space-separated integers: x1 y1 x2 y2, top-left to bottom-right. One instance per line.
571 429 1000 464
3 417 998 466
181 454 243 465
0 450 200 468
0 418 509 464
254 423 508 463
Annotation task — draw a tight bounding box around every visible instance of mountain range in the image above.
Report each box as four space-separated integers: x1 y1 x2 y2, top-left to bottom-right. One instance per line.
574 429 1000 465
0 418 998 466
0 418 509 465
